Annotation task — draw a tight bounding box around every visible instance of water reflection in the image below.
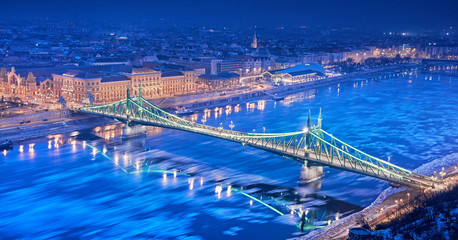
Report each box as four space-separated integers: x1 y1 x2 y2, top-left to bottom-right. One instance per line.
37 133 360 233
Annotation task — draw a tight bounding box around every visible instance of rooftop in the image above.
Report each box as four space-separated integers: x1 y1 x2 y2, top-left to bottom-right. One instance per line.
101 75 130 83
268 63 325 75
161 71 184 78
60 70 101 79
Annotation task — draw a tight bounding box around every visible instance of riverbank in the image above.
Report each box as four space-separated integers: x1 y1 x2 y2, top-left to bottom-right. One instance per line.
154 63 418 112
0 113 118 143
299 153 458 240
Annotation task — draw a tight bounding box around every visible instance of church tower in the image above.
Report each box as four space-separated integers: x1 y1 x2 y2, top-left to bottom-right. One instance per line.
251 32 258 49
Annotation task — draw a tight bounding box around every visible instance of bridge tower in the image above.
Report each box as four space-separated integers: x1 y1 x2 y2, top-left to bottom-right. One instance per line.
300 109 323 184
305 109 312 152
122 87 146 139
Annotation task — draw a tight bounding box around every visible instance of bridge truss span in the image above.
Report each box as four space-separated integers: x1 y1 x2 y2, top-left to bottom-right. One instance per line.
78 92 440 189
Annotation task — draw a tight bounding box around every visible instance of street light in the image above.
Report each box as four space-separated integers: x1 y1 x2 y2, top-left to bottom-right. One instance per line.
229 121 235 131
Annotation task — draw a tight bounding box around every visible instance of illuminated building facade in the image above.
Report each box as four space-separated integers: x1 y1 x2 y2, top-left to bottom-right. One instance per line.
0 67 41 98
262 63 326 84
197 72 240 90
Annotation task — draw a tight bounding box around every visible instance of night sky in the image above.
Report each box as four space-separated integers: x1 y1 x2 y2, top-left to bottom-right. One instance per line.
2 0 458 30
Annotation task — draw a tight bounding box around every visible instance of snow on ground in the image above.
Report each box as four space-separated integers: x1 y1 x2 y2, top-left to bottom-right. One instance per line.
414 153 458 176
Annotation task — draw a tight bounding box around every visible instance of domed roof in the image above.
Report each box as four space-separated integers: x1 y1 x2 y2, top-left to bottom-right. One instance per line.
277 63 325 74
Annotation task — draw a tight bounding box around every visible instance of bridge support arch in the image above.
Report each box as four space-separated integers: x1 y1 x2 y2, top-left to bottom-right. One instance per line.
299 162 323 184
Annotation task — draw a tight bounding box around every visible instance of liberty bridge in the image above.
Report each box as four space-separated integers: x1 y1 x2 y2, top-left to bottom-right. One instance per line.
76 88 441 190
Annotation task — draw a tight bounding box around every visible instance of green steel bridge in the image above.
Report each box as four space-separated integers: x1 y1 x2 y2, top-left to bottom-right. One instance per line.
77 89 440 189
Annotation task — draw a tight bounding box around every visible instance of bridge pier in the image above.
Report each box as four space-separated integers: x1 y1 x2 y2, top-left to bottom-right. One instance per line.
299 164 323 184
122 124 146 139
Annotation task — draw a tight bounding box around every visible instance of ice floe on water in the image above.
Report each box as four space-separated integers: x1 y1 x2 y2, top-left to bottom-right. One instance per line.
223 226 244 236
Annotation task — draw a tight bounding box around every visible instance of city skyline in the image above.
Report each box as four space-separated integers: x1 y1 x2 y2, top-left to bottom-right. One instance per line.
1 0 458 31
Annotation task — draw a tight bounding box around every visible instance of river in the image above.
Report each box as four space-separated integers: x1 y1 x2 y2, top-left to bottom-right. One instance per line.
1 70 457 239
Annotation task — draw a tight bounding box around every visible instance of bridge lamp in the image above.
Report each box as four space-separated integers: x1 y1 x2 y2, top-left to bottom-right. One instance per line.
302 127 309 133
439 171 446 179
229 121 235 131
263 127 266 133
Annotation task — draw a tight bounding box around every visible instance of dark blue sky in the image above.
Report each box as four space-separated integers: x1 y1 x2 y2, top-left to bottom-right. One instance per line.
2 0 458 30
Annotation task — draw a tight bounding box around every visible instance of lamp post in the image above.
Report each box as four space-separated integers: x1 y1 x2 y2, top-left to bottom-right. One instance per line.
229 121 235 131
218 123 223 133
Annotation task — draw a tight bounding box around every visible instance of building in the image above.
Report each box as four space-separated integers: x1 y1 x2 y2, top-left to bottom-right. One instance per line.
231 56 262 76
160 71 196 96
122 68 162 98
197 72 240 90
153 64 197 96
99 75 131 103
0 67 40 98
262 63 326 84
219 58 243 74
52 70 103 103
167 56 221 75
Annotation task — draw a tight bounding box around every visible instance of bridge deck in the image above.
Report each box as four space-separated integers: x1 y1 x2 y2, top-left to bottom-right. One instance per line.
78 95 439 189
